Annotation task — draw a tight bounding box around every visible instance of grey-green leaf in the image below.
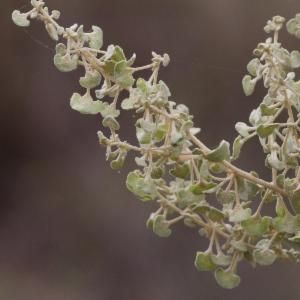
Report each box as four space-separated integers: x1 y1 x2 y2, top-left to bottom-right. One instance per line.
70 92 105 115
290 187 300 214
152 215 172 238
214 268 241 289
257 124 278 138
79 70 102 89
87 26 103 50
205 140 230 162
242 75 256 96
194 252 216 271
12 10 30 27
54 53 78 72
290 51 300 68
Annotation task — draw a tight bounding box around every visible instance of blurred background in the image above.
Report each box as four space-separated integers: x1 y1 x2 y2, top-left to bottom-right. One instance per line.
1 0 300 299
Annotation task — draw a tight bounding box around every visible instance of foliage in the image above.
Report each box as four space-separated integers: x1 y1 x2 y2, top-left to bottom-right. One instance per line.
12 1 300 289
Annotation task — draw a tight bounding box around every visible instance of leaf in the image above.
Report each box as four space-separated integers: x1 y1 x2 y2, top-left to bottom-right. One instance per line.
152 215 172 238
194 252 216 271
241 216 271 236
12 10 30 27
211 253 231 267
136 127 152 145
286 18 297 35
102 116 120 131
273 214 300 234
189 182 217 195
54 53 78 72
121 97 137 110
235 122 251 137
260 103 278 116
216 189 235 204
169 163 190 179
230 240 248 252
232 136 244 161
87 26 103 50
290 187 300 214
236 176 260 201
214 268 241 289
154 123 168 142
242 75 256 96
114 60 134 88
247 58 261 76
208 207 225 222
290 51 300 69
170 130 184 146
253 240 276 266
256 124 278 138
79 70 102 89
205 140 230 162
229 207 252 223
266 152 285 171
288 231 300 242
70 92 105 115
177 189 205 207
126 171 156 201
150 167 164 179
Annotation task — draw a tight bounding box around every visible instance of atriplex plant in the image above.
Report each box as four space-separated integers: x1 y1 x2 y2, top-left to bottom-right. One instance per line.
12 0 300 289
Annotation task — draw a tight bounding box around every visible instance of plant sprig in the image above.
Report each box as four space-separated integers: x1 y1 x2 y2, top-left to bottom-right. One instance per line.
12 1 300 289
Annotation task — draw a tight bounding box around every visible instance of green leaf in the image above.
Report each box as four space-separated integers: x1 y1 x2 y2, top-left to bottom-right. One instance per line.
291 51 300 69
102 116 120 131
189 182 217 195
110 151 126 170
121 97 137 110
114 60 134 88
232 136 244 161
154 123 168 142
247 58 261 76
136 127 152 145
126 171 156 201
242 75 256 96
266 152 285 171
230 240 248 252
290 187 300 214
152 215 172 238
273 214 300 234
236 176 260 201
79 70 101 89
253 240 276 266
205 140 230 162
214 268 241 289
194 252 216 271
12 10 30 27
288 231 300 242
70 92 105 115
229 207 252 223
260 103 278 116
87 26 103 50
177 189 205 207
170 163 190 179
208 207 225 222
216 189 235 204
150 167 164 179
235 122 251 137
170 130 184 146
54 53 78 72
286 18 297 35
241 216 271 236
256 124 278 138
211 253 231 267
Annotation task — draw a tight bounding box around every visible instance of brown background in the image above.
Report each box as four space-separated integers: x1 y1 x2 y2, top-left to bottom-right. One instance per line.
1 0 300 299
